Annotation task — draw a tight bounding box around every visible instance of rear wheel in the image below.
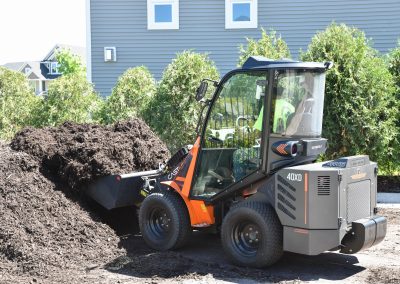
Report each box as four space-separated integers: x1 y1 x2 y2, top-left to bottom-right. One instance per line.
139 191 191 250
221 201 283 267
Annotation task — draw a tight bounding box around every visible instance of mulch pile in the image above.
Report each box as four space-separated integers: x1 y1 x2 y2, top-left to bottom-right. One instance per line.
10 119 170 189
0 119 170 279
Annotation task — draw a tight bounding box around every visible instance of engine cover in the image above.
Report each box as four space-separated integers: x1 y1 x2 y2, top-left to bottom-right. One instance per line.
274 155 384 255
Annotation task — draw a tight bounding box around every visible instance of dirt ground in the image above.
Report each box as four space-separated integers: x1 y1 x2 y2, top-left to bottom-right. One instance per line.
1 120 399 284
1 205 399 284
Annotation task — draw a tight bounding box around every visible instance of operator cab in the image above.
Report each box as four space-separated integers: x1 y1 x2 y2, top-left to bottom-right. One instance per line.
192 56 330 199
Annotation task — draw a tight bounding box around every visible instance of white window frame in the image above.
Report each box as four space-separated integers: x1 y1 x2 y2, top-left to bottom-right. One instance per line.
147 0 179 30
225 0 258 29
49 62 60 74
104 47 117 62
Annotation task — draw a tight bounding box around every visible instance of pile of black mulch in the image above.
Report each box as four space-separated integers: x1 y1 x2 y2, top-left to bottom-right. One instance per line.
0 119 170 280
10 119 170 189
0 141 123 278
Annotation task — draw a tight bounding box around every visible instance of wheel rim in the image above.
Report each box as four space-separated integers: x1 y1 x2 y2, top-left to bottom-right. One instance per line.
148 207 171 239
232 221 261 257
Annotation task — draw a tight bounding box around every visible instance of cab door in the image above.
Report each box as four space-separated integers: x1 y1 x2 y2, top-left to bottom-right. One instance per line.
191 71 268 199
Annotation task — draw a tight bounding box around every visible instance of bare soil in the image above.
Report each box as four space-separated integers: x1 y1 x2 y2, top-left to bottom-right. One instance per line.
1 120 399 283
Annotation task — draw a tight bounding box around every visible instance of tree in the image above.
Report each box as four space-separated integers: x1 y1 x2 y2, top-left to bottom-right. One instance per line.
301 23 398 173
387 40 400 94
387 40 400 169
0 67 40 140
100 66 156 124
55 48 85 76
37 74 102 126
238 29 291 66
144 51 219 151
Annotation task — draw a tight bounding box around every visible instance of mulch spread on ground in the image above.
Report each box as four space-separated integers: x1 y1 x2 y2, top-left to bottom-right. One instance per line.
0 119 170 279
378 176 400 193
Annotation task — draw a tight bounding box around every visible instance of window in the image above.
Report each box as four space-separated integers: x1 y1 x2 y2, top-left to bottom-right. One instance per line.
147 0 179 30
225 0 257 29
104 47 117 62
271 70 326 137
24 67 31 74
192 72 266 198
50 62 60 74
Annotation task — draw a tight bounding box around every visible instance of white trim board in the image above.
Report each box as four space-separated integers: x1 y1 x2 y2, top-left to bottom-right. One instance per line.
86 0 92 82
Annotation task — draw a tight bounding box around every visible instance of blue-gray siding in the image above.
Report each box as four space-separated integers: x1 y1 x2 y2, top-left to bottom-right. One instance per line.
90 0 400 96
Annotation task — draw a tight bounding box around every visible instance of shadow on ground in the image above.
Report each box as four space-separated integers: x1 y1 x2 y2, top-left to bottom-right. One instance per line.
104 230 365 283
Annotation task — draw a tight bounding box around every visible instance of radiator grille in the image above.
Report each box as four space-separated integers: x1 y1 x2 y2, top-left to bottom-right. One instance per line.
317 176 331 196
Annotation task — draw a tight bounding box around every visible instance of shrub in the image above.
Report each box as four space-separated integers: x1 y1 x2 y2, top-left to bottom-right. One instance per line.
238 29 291 66
387 41 400 94
387 40 400 172
144 51 219 151
301 23 398 173
100 66 156 124
37 74 102 126
0 67 40 140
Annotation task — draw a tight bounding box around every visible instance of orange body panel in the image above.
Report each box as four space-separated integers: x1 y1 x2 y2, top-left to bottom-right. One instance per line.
161 137 215 227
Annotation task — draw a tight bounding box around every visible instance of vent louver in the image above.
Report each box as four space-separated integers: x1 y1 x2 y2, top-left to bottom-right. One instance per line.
318 176 331 196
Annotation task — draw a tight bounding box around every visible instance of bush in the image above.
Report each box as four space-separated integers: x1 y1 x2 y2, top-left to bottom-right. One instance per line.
388 41 400 94
238 29 291 66
0 67 40 140
37 74 103 126
301 23 398 173
100 66 156 124
144 51 219 151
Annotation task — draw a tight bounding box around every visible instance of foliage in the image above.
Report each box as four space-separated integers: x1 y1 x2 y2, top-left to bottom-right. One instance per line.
144 51 219 151
387 40 400 93
301 23 398 173
56 48 86 76
0 67 40 140
238 29 291 66
100 66 156 124
36 74 103 127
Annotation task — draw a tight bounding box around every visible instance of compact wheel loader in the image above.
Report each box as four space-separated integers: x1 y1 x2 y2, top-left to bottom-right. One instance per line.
86 56 387 267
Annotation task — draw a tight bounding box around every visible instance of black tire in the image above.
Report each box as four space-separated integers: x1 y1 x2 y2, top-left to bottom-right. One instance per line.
139 191 191 251
221 201 283 268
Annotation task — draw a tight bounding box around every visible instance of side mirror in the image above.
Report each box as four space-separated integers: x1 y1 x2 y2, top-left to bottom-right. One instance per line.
195 81 208 101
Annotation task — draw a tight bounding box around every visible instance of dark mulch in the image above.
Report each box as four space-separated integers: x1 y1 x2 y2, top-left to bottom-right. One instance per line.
378 176 400 193
10 119 170 189
0 141 123 277
1 119 170 279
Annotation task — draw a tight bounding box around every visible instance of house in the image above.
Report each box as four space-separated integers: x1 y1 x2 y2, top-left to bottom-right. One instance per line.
3 44 86 95
86 0 400 97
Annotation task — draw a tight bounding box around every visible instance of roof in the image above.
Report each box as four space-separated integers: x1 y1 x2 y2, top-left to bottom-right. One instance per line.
3 61 46 80
2 44 86 80
242 56 327 70
42 44 86 63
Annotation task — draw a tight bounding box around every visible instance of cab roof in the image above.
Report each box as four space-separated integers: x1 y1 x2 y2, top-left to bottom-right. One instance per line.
242 56 328 70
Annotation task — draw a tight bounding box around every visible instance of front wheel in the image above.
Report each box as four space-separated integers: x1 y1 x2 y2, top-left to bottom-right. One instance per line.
221 202 283 268
139 191 191 251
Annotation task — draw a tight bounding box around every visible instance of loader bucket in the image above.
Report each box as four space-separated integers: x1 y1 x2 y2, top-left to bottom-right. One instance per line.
85 170 161 210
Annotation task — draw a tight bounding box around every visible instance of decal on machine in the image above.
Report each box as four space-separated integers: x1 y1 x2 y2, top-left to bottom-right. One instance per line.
287 173 303 182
